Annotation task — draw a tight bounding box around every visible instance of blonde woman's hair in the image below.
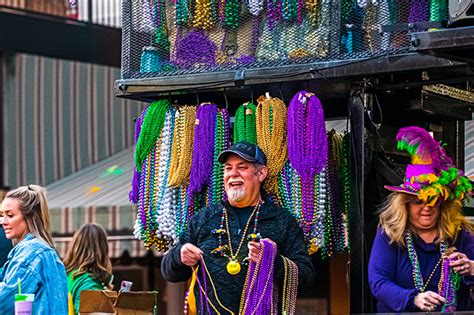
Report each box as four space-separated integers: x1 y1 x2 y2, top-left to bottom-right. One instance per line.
5 185 54 248
379 192 474 247
63 223 112 286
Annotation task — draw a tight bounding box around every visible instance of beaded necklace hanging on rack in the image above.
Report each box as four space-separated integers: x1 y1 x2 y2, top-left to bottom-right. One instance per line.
323 131 347 258
234 102 257 144
286 91 328 248
133 100 170 250
278 162 327 254
192 0 217 31
256 94 288 197
176 0 191 27
193 0 215 30
155 109 178 247
222 0 240 55
129 105 149 204
167 106 197 240
187 103 218 220
134 105 175 251
361 1 375 51
209 109 230 204
248 0 264 52
168 106 196 187
266 0 281 31
188 103 217 195
153 0 170 56
211 200 262 275
405 231 460 311
306 0 321 26
342 132 351 252
281 0 300 23
134 100 171 172
430 0 448 23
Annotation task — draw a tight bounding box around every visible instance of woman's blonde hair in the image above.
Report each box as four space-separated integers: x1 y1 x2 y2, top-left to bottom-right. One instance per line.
379 192 474 247
5 185 54 247
63 223 112 286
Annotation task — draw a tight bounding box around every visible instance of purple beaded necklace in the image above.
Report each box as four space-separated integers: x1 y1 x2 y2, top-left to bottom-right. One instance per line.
287 91 328 237
175 30 217 68
408 0 430 23
287 91 327 178
240 239 277 314
440 254 461 312
129 106 148 204
405 231 460 311
188 103 218 194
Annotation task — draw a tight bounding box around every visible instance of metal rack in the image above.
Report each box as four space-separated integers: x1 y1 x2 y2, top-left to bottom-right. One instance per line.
115 2 474 312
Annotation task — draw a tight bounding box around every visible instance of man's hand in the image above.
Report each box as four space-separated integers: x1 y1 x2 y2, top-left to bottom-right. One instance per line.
180 243 203 267
414 291 445 312
248 238 277 263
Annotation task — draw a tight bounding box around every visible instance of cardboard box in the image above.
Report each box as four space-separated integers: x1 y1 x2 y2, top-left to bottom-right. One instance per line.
79 290 158 315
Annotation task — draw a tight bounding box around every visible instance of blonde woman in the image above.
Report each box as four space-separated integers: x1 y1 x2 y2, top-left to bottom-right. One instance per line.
63 223 113 314
0 185 68 313
368 127 474 312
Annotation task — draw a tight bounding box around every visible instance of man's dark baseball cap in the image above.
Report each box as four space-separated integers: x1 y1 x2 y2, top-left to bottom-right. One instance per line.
218 141 267 165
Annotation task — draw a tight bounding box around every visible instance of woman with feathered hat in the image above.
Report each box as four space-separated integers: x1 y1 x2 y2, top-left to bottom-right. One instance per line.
368 126 474 312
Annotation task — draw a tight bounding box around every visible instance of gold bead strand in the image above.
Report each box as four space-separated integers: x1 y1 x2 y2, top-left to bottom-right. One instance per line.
256 95 288 195
193 0 214 30
167 106 196 187
167 107 184 186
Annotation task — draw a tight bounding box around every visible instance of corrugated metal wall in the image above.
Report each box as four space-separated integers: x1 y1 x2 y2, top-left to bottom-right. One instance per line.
1 52 146 187
0 0 67 16
0 0 122 28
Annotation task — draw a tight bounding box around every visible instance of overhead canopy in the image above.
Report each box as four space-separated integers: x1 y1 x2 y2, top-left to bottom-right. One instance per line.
46 147 148 258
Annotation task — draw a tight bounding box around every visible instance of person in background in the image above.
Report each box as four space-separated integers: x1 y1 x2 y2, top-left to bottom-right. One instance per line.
0 187 13 272
0 220 13 271
0 185 68 314
368 127 474 312
161 142 315 313
63 223 113 314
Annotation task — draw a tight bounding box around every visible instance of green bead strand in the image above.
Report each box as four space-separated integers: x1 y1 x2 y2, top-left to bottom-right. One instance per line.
135 99 171 172
234 103 257 144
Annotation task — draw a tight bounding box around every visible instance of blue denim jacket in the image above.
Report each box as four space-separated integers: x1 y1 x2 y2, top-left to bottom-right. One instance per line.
0 233 68 314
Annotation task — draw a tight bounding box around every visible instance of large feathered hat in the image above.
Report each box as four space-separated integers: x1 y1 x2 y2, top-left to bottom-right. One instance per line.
384 126 472 206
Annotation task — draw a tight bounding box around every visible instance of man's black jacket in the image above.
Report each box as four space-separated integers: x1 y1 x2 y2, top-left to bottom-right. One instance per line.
161 200 316 314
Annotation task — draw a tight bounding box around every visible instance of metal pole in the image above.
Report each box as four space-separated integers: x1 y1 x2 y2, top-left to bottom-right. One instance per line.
349 86 371 313
87 0 93 23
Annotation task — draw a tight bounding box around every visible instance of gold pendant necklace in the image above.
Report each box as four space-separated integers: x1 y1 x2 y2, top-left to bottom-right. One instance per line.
226 259 241 275
223 200 262 275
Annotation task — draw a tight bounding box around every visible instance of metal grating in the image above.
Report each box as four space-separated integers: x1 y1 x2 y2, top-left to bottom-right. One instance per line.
121 0 449 80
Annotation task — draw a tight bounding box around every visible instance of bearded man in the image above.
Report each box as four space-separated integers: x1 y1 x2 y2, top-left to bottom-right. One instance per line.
161 141 315 314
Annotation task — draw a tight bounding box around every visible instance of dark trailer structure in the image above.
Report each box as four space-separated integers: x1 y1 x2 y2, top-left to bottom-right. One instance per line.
115 0 474 312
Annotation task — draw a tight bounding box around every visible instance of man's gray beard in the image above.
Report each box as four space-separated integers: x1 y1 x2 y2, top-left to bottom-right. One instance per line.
227 188 246 202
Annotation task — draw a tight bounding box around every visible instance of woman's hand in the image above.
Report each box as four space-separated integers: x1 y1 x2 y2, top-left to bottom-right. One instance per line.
448 252 474 276
414 291 445 312
248 238 276 263
180 243 203 267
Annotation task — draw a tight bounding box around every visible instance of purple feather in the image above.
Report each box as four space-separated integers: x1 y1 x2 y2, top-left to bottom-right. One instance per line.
395 126 453 171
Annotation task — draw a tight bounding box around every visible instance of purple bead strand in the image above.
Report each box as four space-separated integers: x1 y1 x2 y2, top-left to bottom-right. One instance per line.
408 0 430 23
287 91 327 179
129 107 148 204
243 239 277 314
188 104 218 194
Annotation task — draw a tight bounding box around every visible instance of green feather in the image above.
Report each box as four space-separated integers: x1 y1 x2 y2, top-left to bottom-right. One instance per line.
397 140 419 158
